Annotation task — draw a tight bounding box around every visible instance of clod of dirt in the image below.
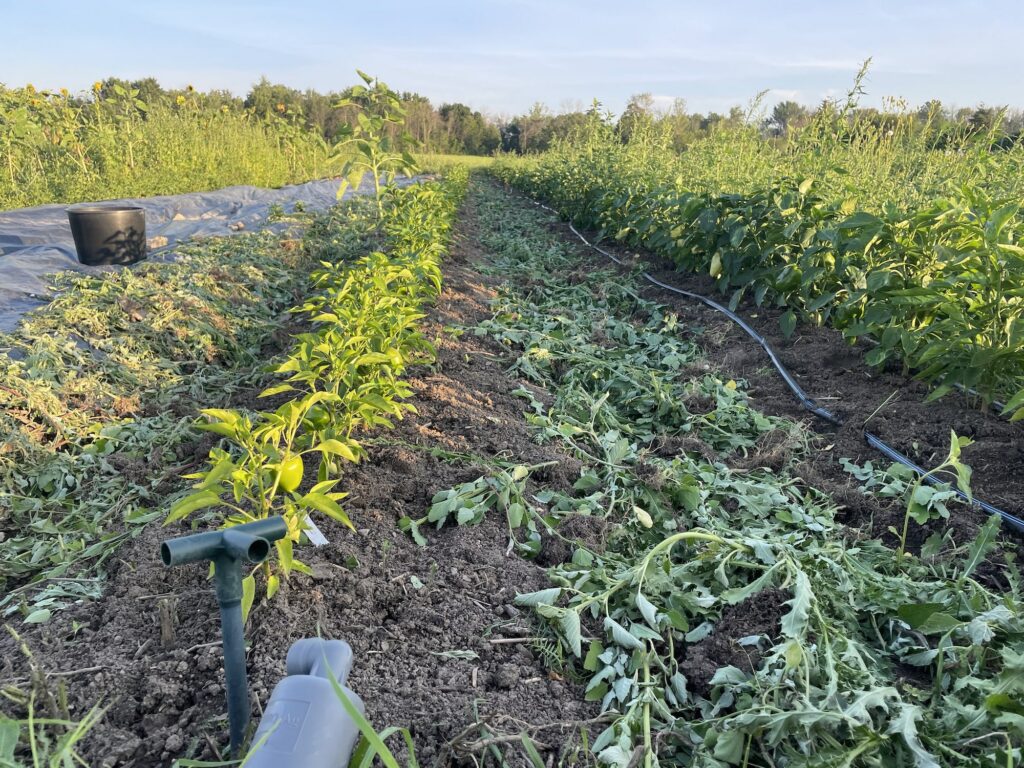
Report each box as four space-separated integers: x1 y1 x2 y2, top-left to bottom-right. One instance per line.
681 587 787 696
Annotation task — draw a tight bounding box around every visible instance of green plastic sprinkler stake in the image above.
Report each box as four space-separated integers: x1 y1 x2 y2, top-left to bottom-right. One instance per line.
160 517 289 755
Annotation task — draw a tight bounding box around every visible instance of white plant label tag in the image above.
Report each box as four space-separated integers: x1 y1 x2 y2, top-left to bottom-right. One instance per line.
304 516 329 547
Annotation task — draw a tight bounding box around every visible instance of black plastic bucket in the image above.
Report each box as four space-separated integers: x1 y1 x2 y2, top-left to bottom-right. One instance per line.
66 205 147 266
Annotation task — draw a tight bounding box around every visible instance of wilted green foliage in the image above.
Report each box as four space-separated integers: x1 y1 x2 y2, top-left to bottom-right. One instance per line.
445 181 1023 768
0 222 318 619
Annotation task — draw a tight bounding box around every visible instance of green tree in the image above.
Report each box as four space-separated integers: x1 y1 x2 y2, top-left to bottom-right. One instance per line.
617 92 656 143
770 100 809 136
245 77 303 119
439 102 499 154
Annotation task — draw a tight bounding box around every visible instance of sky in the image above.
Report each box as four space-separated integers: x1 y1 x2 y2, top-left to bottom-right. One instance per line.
4 0 1023 118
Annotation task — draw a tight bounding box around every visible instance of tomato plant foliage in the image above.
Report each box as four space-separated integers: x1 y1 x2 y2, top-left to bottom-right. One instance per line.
428 180 1024 768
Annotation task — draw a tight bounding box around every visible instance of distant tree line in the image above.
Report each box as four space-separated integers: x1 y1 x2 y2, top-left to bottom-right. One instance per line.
87 76 501 155
87 77 1024 156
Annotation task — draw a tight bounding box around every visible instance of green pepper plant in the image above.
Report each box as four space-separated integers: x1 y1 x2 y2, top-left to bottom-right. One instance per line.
164 170 468 618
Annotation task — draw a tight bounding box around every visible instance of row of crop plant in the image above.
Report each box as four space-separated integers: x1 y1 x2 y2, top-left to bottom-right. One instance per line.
0 213 339 620
166 168 468 617
427 180 1022 768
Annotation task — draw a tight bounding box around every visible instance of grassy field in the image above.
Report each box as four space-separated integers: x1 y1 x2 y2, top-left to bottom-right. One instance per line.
415 152 496 172
0 84 334 209
0 83 495 211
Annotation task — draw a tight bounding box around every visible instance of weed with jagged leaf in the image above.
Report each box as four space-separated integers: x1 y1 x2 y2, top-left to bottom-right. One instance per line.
429 179 1024 768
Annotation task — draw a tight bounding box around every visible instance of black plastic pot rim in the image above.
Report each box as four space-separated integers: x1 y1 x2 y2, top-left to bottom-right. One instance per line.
66 205 145 214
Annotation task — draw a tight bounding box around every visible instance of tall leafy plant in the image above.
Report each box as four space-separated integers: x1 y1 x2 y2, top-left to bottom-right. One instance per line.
332 71 418 216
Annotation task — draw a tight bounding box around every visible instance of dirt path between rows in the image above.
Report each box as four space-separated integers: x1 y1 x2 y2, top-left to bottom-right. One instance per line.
0 193 597 767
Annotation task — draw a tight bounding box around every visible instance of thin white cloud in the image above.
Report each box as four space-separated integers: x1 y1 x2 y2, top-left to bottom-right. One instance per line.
764 89 801 102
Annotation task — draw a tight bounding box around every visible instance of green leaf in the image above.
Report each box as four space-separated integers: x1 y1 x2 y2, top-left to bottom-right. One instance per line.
241 574 256 623
783 638 803 668
521 734 546 768
300 492 355 530
604 616 642 650
917 612 962 635
780 569 811 638
24 609 51 624
276 537 295 573
886 703 939 768
780 310 797 339
583 640 604 672
635 592 660 631
721 564 778 605
192 456 235 491
709 666 748 685
961 514 1000 580
166 490 221 524
514 588 562 607
898 603 947 629
0 716 18 762
806 291 837 312
1000 387 1024 419
200 408 240 425
399 517 427 547
315 439 360 462
259 383 297 398
558 610 583 657
838 211 883 229
712 730 745 763
326 668 403 768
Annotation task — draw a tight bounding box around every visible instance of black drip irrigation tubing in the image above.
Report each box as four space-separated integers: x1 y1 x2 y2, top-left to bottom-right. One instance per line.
528 199 1024 533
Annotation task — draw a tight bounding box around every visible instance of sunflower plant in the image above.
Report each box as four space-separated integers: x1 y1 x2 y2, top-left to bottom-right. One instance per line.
331 70 418 216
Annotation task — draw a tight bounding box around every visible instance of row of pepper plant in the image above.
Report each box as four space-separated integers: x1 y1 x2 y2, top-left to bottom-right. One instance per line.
493 114 1024 419
165 168 468 617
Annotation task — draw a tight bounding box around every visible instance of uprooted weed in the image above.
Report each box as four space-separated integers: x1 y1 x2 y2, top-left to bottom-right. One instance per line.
420 180 1023 767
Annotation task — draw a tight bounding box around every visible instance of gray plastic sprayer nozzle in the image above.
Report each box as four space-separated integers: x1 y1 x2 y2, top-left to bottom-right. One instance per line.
160 517 289 755
246 638 365 768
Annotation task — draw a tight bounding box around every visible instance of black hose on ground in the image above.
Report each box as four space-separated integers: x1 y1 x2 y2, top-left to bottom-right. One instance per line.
531 200 1024 533
640 271 843 426
864 432 1024 531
